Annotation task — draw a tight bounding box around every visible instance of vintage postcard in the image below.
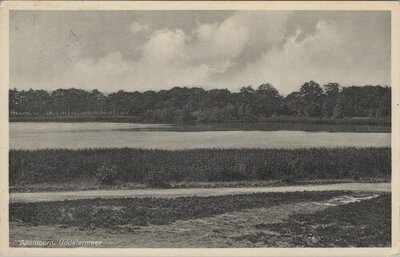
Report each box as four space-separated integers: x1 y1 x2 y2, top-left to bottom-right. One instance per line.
0 1 399 256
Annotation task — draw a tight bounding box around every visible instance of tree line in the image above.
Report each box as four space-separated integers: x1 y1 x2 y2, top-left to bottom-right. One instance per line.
9 81 391 123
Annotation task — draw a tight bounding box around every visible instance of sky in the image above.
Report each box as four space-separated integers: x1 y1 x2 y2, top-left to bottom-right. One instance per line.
10 10 391 95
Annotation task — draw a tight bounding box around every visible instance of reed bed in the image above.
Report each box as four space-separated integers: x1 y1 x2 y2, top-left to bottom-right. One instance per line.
9 147 390 187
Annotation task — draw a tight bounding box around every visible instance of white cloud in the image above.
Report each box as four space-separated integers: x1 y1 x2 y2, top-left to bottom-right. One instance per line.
209 18 390 94
42 14 341 93
204 20 343 94
143 29 187 62
130 21 149 33
13 11 389 94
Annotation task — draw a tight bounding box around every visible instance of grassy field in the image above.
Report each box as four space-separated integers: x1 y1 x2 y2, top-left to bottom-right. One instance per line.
9 147 390 191
9 191 391 247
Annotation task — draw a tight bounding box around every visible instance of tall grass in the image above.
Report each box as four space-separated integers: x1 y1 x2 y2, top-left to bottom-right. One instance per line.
9 147 390 186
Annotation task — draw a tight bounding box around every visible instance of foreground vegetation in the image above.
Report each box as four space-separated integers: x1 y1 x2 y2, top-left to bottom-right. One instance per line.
10 147 390 190
9 191 353 228
259 193 391 247
10 192 391 247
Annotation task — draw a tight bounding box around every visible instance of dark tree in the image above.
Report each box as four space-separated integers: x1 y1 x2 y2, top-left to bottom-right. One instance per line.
322 83 340 118
9 83 391 122
298 81 324 117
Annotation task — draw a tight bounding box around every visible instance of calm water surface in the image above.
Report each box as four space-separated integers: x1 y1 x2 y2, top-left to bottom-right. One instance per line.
10 122 390 150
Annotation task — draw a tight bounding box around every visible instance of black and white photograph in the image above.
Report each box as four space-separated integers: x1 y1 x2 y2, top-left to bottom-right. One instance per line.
0 1 399 255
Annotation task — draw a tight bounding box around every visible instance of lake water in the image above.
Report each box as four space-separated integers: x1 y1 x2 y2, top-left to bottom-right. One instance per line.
9 122 391 150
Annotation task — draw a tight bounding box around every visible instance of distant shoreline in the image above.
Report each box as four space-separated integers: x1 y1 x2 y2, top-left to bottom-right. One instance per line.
9 115 391 133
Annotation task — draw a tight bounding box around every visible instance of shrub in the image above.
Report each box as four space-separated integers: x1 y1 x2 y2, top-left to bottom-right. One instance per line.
95 163 117 185
144 169 171 188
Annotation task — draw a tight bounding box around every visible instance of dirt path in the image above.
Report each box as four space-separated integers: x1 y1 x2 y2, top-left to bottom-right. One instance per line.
9 193 381 247
9 183 390 203
10 201 326 247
